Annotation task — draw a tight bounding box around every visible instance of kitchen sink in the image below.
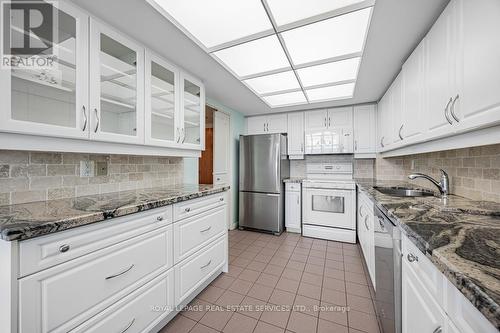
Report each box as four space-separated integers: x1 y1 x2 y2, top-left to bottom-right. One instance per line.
374 186 435 197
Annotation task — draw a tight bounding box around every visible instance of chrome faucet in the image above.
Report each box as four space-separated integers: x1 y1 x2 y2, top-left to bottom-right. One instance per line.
408 169 450 197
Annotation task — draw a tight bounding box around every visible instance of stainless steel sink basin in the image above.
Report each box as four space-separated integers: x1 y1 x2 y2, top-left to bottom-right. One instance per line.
374 186 435 197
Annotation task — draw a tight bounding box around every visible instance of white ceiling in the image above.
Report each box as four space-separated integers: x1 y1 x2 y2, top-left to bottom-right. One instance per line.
70 0 449 115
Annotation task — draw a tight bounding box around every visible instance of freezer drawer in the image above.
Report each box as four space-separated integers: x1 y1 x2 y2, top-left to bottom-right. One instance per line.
239 191 284 234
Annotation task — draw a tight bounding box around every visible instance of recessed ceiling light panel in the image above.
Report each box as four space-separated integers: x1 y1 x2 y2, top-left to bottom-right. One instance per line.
297 57 360 87
266 0 366 27
306 82 355 102
213 35 290 78
262 91 307 107
281 7 372 65
244 71 300 95
150 0 273 49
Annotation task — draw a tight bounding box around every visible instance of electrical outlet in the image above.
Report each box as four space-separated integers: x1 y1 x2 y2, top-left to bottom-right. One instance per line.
95 161 108 176
80 161 94 177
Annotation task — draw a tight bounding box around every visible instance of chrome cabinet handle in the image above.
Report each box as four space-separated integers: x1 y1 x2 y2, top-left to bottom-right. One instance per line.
263 123 266 132
105 264 134 280
359 205 365 218
432 326 442 333
82 106 87 131
220 197 224 202
94 108 100 133
399 124 404 140
176 128 180 143
450 94 460 122
380 136 385 148
324 117 327 127
185 207 191 212
118 318 135 333
354 140 357 151
407 253 419 263
200 259 212 269
200 226 212 233
59 244 70 253
364 215 369 230
181 128 186 143
444 98 453 125
156 216 164 222
328 117 331 127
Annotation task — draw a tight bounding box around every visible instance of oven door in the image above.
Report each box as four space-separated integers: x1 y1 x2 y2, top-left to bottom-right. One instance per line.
303 188 355 229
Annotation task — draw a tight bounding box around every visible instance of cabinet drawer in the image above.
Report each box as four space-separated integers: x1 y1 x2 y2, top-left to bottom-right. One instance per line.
174 193 226 221
175 235 227 305
19 226 173 333
19 206 172 277
174 206 227 263
286 182 301 191
213 173 228 185
402 235 446 308
70 269 174 333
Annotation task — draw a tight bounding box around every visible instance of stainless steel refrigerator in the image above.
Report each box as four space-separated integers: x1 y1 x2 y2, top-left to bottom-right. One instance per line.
239 134 289 235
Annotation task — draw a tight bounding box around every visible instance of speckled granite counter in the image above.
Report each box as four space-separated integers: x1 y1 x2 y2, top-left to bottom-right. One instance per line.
355 178 500 328
0 184 229 242
283 177 305 183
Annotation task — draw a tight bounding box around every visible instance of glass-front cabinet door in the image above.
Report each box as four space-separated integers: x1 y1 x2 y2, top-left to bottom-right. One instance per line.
180 73 205 149
89 19 144 144
145 51 179 146
0 1 89 139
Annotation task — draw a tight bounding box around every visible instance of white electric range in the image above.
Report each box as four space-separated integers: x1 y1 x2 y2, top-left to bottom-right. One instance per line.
302 162 356 243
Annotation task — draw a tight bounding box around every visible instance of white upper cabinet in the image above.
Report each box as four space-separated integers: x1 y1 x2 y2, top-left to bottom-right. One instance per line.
391 73 404 146
145 51 179 147
402 40 425 144
287 112 304 158
304 109 328 132
246 114 287 135
425 2 458 139
180 72 205 149
456 0 500 131
377 88 393 151
266 114 288 134
0 1 89 139
89 19 145 145
353 104 377 157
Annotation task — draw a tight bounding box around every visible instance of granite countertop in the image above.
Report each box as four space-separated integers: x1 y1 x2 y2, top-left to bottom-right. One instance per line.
355 178 500 328
0 184 229 242
283 177 305 183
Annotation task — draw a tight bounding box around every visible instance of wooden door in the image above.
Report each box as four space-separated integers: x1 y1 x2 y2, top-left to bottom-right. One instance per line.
199 127 213 184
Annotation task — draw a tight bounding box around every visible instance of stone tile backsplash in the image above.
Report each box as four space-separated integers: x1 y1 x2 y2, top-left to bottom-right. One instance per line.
0 151 184 205
289 155 374 179
375 143 500 202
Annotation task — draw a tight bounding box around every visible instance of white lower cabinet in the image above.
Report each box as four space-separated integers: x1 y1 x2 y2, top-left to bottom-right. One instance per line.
285 183 301 233
14 192 228 333
402 235 497 333
357 190 375 287
70 269 174 333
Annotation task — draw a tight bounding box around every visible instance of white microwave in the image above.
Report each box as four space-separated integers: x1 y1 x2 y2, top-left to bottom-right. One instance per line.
304 127 353 154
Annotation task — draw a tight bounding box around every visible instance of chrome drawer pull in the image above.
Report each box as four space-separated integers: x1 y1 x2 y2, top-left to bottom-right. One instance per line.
59 244 70 253
94 108 100 133
407 253 419 263
432 326 442 333
82 106 87 131
156 216 164 222
118 318 135 333
105 264 134 280
450 94 460 122
220 197 224 202
185 207 191 212
200 226 212 233
444 98 453 125
200 260 212 269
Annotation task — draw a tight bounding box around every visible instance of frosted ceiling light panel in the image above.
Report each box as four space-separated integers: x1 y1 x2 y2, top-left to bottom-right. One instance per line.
306 82 355 101
297 57 360 87
213 35 290 77
263 91 307 107
150 0 272 48
281 7 371 65
267 0 366 27
244 71 300 94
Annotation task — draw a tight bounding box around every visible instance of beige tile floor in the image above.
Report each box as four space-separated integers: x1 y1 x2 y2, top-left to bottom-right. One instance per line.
160 230 381 333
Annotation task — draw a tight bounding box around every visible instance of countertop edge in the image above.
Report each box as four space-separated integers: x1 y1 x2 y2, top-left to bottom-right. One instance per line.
0 186 230 242
355 182 500 329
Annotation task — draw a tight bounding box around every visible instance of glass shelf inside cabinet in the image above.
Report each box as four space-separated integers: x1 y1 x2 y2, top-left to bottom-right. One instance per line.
150 61 176 142
99 34 137 136
11 5 77 127
183 79 201 145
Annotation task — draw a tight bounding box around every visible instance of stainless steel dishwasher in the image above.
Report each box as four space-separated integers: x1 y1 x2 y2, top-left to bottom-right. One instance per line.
374 206 402 333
